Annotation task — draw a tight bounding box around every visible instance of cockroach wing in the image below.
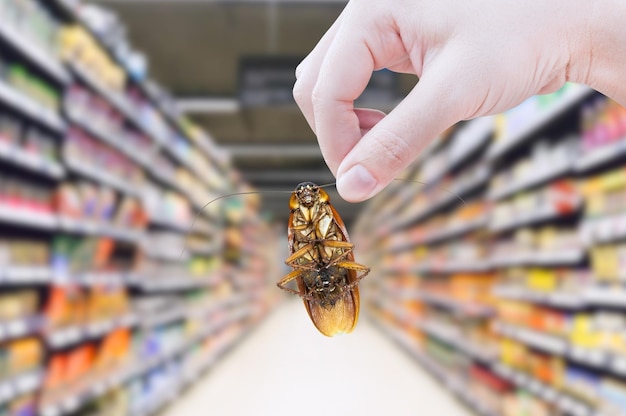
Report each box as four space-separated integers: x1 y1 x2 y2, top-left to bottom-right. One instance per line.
297 270 361 337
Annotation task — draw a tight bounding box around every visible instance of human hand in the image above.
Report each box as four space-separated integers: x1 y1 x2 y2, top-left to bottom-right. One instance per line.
293 0 594 202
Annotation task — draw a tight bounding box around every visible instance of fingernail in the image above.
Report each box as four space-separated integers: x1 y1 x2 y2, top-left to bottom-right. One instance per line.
337 165 377 202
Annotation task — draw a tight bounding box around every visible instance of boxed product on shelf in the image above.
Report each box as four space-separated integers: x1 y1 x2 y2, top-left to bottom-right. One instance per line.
469 365 514 415
0 113 21 145
590 243 626 281
496 297 569 335
93 329 131 372
0 111 59 161
44 285 86 330
0 393 37 416
3 62 61 111
151 152 177 182
43 284 133 338
449 273 497 306
0 171 54 213
63 127 146 189
494 82 578 143
491 225 584 266
563 365 601 407
127 87 171 142
77 387 128 416
489 137 579 200
495 266 592 296
175 167 213 208
40 328 132 410
64 84 154 158
499 337 565 388
142 185 191 228
580 166 626 216
569 310 626 355
85 286 130 323
560 364 626 414
58 25 125 92
0 290 38 321
140 231 186 262
580 96 626 153
21 127 58 161
579 166 626 247
52 236 135 277
424 337 472 375
502 391 555 416
0 0 61 57
0 337 44 381
54 181 147 231
0 238 49 269
491 179 581 231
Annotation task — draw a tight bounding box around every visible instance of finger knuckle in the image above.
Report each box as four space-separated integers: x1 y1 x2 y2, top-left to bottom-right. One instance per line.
371 128 412 171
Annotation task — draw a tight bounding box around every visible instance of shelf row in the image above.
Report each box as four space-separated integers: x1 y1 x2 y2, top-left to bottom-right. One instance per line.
376 322 497 416
0 10 218 171
0 90 220 238
486 84 595 161
43 0 214 166
382 280 626 315
0 309 251 414
0 266 222 292
493 285 626 310
387 166 491 232
0 32 229 225
0 203 197 243
389 198 582 251
0 80 65 133
398 83 593 196
38 312 251 416
375 315 597 416
0 79 220 213
374 317 600 416
0 291 246 349
383 248 585 275
0 19 69 85
494 322 626 379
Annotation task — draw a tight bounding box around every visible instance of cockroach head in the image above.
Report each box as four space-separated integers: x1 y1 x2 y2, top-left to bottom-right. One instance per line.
294 182 320 207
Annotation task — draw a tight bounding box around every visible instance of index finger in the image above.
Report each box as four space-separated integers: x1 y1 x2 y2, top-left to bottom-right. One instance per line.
312 29 375 175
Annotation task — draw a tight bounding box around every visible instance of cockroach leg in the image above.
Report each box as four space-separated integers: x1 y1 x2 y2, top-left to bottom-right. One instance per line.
284 242 320 271
333 260 370 273
276 269 306 295
334 260 370 291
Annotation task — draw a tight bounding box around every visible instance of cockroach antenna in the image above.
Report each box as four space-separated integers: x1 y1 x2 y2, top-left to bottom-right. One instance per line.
179 182 338 259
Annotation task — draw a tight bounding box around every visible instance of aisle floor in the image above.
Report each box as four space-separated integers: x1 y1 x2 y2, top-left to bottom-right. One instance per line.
163 299 473 416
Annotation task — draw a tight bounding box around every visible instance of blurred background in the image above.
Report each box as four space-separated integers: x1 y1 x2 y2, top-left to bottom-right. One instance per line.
1 1 626 416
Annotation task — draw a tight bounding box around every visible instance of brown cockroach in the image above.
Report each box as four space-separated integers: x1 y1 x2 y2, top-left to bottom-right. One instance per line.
276 182 370 337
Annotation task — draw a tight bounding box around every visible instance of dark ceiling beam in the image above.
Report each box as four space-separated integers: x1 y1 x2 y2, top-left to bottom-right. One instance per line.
241 169 334 185
224 144 322 158
177 97 240 114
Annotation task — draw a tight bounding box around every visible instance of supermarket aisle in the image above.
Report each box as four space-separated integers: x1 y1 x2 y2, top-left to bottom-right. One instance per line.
164 299 473 416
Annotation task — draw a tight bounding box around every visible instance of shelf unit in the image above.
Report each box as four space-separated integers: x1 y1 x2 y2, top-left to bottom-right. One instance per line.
0 1 281 415
357 82 626 416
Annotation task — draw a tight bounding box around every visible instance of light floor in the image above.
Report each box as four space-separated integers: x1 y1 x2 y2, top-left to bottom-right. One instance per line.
163 299 473 416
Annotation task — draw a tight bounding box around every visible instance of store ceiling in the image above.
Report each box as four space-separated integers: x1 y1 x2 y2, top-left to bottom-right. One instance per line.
92 0 416 224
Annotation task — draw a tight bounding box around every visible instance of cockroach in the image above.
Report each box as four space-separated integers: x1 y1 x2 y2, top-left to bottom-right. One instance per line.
276 182 369 337
183 179 462 337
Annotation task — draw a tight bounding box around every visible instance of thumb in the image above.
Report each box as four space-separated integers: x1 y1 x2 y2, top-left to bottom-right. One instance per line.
336 52 468 202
